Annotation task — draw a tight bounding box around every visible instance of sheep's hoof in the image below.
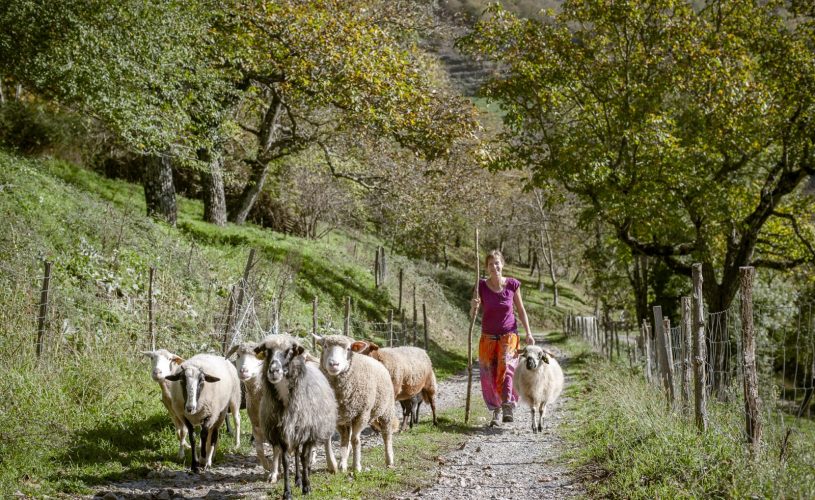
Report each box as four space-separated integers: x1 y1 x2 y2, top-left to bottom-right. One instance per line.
267 472 279 483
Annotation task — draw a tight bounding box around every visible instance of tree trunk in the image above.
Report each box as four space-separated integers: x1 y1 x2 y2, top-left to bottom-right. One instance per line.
143 154 177 225
230 160 269 225
231 92 284 225
198 148 226 226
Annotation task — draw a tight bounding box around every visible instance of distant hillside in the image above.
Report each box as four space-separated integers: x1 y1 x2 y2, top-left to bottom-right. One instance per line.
429 0 562 96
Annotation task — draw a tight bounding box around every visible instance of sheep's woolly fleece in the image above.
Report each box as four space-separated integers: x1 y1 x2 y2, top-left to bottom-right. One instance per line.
89 352 582 499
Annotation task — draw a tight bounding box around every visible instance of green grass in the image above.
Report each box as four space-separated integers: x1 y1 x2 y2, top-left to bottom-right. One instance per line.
295 405 491 499
558 333 815 499
0 149 505 497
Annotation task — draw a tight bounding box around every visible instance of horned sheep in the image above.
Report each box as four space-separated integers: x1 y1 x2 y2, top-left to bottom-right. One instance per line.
254 335 338 499
165 354 241 472
314 334 399 472
350 341 438 430
515 345 564 434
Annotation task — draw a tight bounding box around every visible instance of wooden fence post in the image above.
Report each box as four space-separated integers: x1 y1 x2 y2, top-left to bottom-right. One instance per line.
692 263 708 432
681 297 693 417
36 260 52 359
148 266 155 351
343 296 351 336
740 266 761 452
223 284 237 353
400 310 406 346
423 303 429 350
664 317 675 406
388 309 394 347
398 269 403 314
272 297 280 334
374 247 380 288
654 306 675 409
412 284 417 345
380 246 386 284
643 320 653 384
312 296 318 351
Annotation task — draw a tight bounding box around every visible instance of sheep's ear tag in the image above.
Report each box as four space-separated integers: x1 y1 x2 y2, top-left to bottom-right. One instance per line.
350 341 368 353
255 350 266 360
172 356 184 365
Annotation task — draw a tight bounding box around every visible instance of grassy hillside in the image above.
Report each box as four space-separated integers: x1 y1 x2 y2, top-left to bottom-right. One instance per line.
0 149 590 497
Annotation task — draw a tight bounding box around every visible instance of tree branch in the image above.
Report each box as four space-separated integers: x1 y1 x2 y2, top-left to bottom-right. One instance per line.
317 142 383 190
770 210 815 261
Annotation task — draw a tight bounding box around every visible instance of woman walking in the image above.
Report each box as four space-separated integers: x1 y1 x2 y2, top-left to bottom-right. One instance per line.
471 249 535 426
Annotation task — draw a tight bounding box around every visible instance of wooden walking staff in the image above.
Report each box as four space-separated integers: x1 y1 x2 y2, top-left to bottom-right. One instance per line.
465 228 480 424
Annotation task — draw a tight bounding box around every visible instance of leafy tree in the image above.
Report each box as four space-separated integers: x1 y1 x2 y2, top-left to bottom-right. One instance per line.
460 0 815 318
222 0 478 224
0 0 239 224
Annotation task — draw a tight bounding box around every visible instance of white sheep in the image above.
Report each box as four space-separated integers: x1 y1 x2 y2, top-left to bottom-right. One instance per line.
314 334 398 472
165 353 241 472
515 345 564 434
254 335 338 499
227 342 272 471
350 341 438 430
141 349 189 459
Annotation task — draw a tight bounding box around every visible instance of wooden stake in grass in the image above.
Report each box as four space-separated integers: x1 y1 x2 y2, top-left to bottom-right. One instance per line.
36 260 52 359
740 266 762 453
423 303 429 350
465 228 480 424
312 296 318 351
653 306 675 409
692 263 708 433
148 266 155 351
344 296 351 336
388 309 394 347
681 296 693 417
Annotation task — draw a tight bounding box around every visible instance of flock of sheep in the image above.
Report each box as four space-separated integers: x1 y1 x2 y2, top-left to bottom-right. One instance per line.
141 333 563 499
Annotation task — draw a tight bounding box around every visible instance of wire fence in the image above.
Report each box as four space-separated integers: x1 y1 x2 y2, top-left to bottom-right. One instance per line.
565 269 815 474
4 249 434 369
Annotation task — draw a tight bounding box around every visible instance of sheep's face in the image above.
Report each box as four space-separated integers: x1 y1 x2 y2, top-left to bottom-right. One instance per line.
166 365 220 414
142 349 183 381
235 346 263 381
254 336 305 384
316 335 354 377
521 346 550 371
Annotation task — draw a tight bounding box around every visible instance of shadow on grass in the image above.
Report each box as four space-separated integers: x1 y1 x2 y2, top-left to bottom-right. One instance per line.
49 412 178 487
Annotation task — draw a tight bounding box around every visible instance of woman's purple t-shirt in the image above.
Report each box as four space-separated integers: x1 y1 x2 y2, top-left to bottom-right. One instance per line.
479 277 520 335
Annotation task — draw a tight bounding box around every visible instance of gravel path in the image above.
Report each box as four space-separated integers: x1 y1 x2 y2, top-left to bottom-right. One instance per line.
90 349 582 500
396 351 582 500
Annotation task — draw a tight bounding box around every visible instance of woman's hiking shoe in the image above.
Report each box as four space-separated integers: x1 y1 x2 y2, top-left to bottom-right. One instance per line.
502 404 514 423
489 408 501 427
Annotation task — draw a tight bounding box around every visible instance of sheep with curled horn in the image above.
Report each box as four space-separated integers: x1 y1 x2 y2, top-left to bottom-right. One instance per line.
165 354 241 472
515 345 564 434
254 335 337 499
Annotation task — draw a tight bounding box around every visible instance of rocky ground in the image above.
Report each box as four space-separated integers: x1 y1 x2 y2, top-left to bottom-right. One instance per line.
90 349 583 500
